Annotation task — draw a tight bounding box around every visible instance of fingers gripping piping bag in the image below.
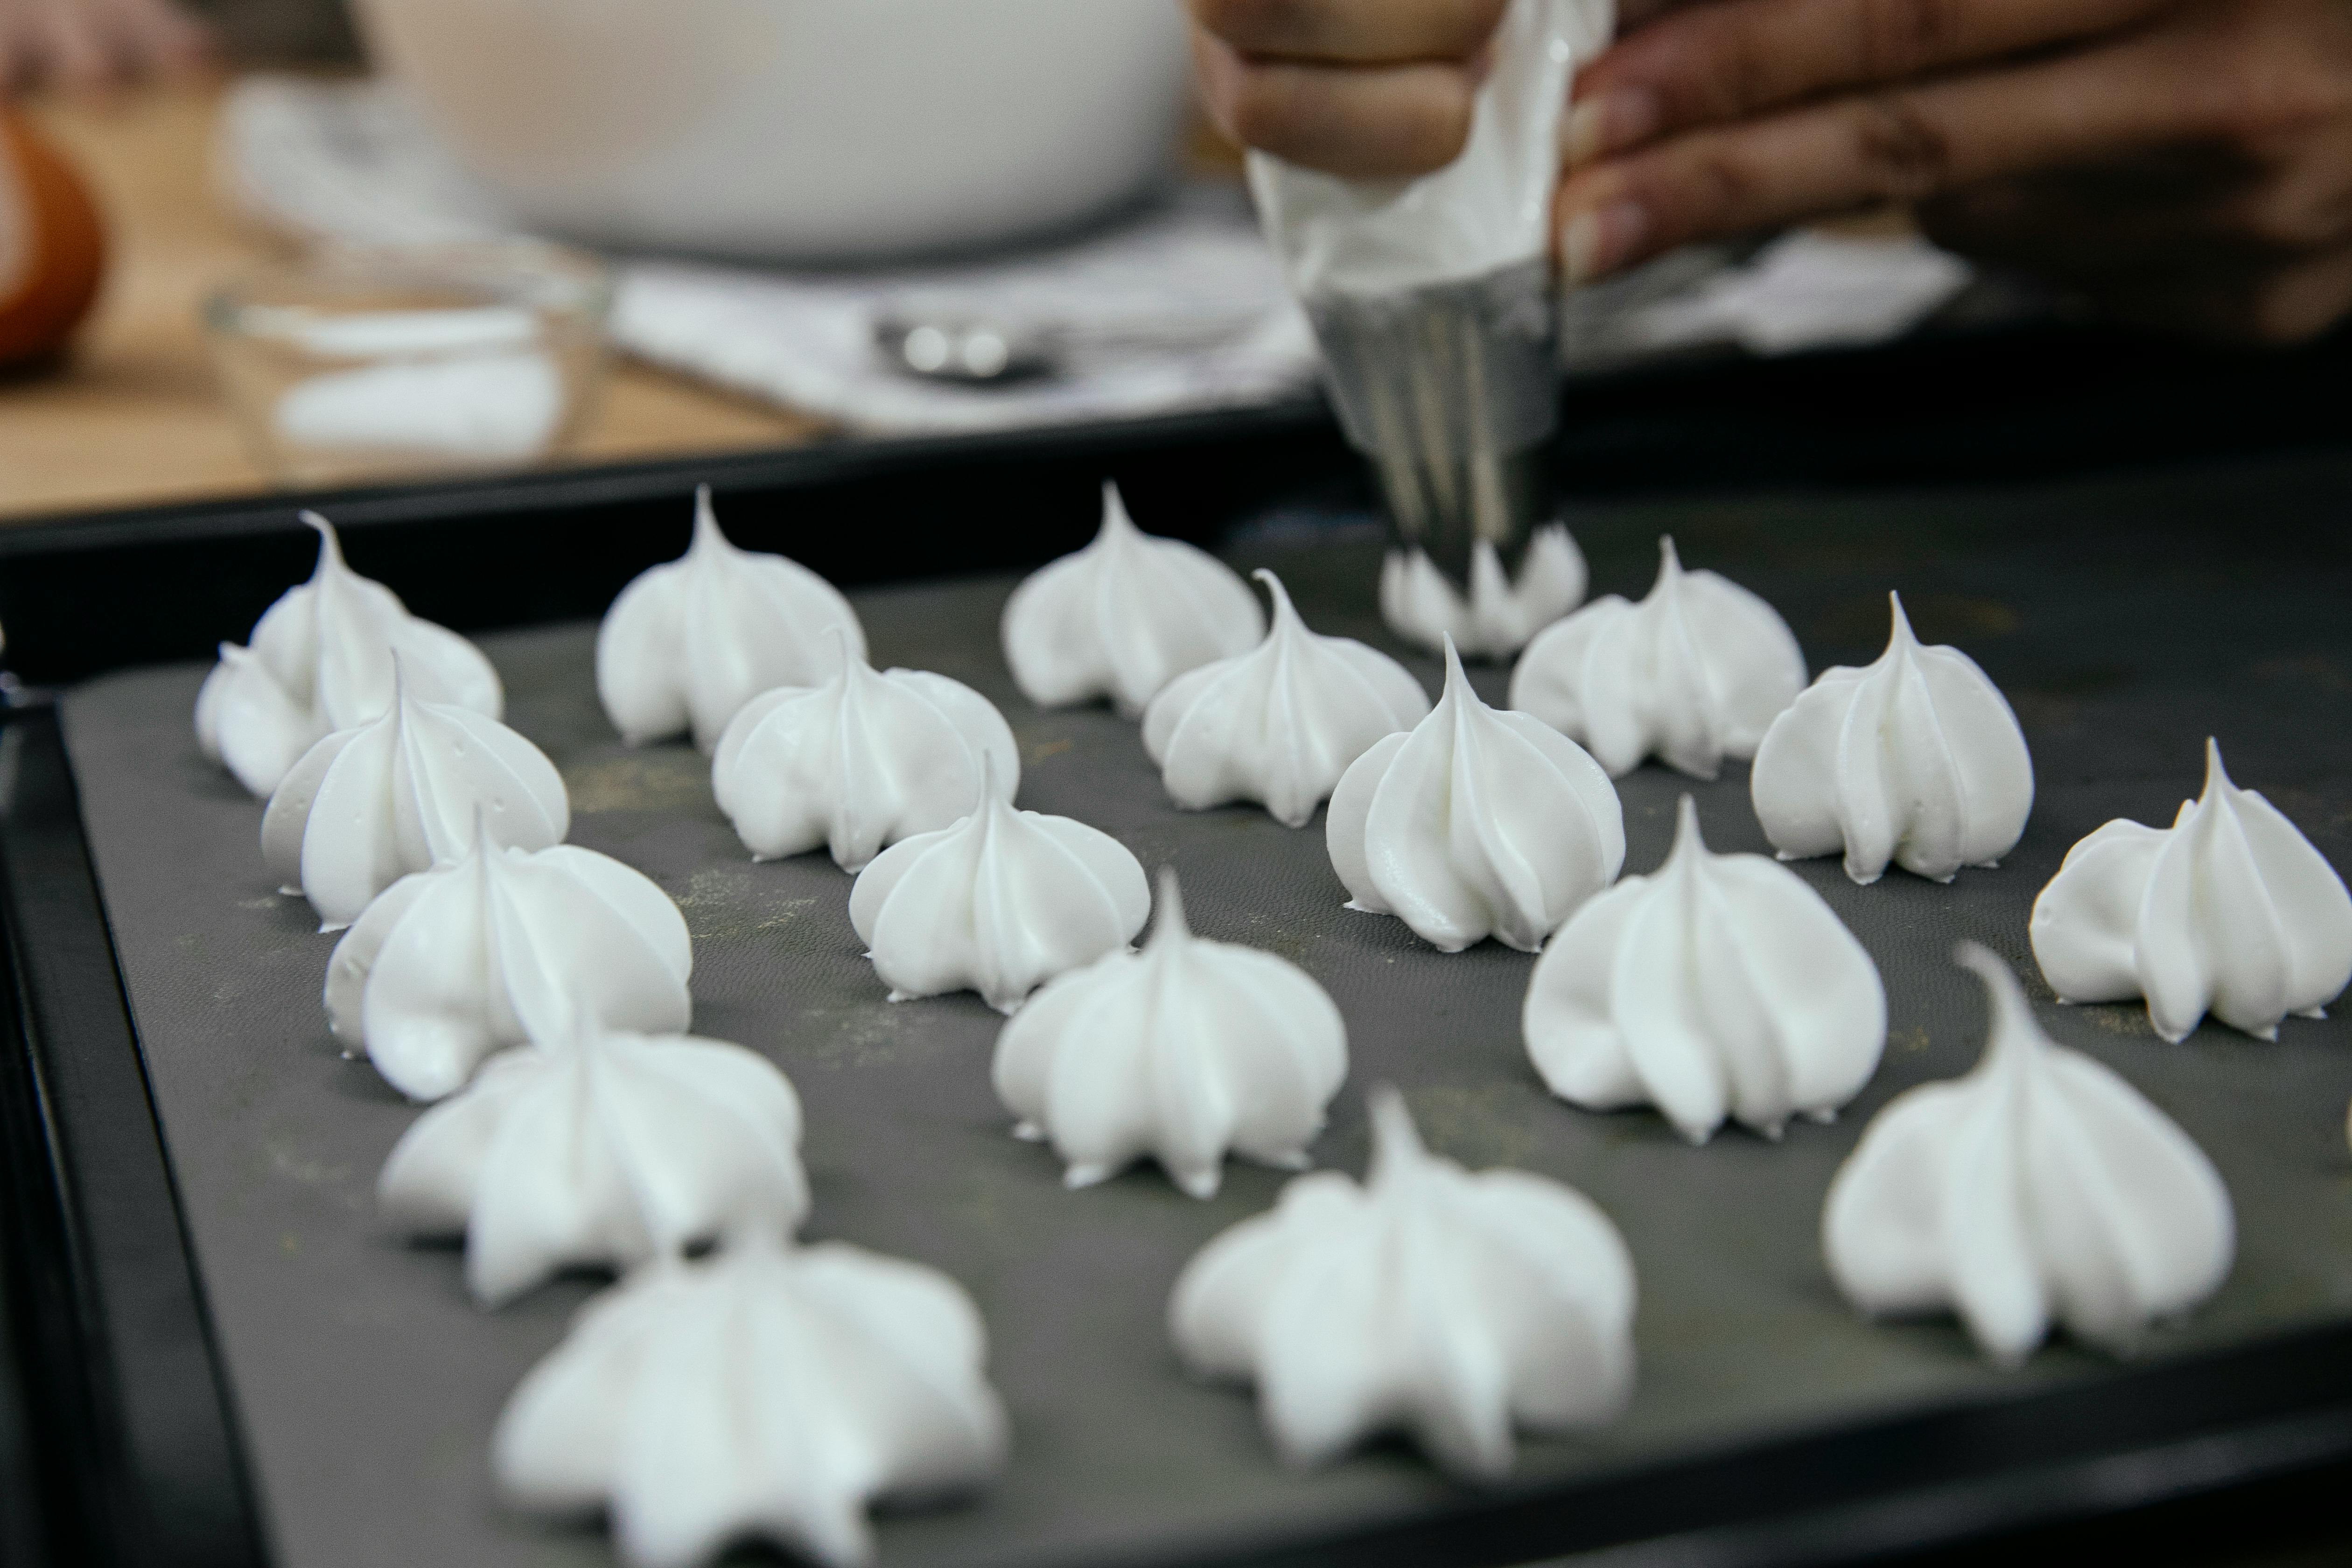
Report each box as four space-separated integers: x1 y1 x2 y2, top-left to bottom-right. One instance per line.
1247 0 1615 658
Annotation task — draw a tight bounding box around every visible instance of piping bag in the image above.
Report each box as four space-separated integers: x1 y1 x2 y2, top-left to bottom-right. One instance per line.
1247 0 1614 657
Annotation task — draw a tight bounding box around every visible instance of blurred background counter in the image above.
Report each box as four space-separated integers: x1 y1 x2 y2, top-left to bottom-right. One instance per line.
0 80 823 522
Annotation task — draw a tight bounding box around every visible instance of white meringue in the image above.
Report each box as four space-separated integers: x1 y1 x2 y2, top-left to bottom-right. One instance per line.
1327 637 1624 953
379 1018 808 1307
849 764 1150 1013
1142 570 1430 828
712 637 1019 872
325 817 691 1101
262 665 569 931
993 869 1348 1198
1170 1085 1635 1478
999 482 1264 717
193 511 503 797
1509 536 1806 780
596 485 868 750
2030 740 2352 1043
1525 796 1885 1142
1751 591 2032 885
1823 944 2234 1365
495 1233 1006 1568
1378 524 1587 660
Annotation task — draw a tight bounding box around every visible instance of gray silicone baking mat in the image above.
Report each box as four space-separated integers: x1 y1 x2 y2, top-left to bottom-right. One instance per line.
58 449 2352 1568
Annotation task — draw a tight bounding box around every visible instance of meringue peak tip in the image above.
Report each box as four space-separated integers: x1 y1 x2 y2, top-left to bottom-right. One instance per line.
1251 568 1300 627
1098 480 1136 537
1439 635 1471 696
1953 941 2044 1053
1667 794 1708 859
1951 938 2003 981
1148 867 1192 946
1365 1084 1426 1180
1885 590 1917 647
824 621 863 674
1174 1166 1222 1200
1656 534 1683 579
689 483 728 551
2201 736 2233 795
973 749 1015 811
298 509 343 568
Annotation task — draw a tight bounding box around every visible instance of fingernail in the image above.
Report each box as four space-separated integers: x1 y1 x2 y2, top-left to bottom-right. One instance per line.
1561 88 1661 167
1561 200 1649 287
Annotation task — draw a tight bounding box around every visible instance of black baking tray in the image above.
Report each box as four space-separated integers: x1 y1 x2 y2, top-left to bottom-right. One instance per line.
5 320 2352 1568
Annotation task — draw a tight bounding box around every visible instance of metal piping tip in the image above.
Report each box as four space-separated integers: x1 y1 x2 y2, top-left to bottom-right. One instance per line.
1303 258 1560 591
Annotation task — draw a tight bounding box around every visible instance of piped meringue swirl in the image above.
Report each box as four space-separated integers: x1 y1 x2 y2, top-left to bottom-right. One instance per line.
1327 637 1624 952
849 759 1149 1012
1823 944 2234 1365
1751 591 2032 884
1525 796 1885 1142
195 511 502 797
1143 570 1429 827
1000 482 1264 717
1379 524 1586 660
379 1016 809 1308
993 869 1348 1197
713 635 1019 872
1170 1085 1635 1479
2031 739 2352 1042
495 1232 1006 1568
1510 536 1806 779
262 662 568 930
326 815 691 1101
596 485 867 750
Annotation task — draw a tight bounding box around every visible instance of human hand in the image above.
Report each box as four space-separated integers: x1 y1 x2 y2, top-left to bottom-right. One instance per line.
1556 0 2352 343
1188 0 1513 178
1 0 213 94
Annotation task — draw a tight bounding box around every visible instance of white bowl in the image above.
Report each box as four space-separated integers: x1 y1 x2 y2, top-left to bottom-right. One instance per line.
351 0 1194 263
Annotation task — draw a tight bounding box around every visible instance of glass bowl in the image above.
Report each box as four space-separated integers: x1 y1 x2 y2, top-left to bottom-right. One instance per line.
203 242 612 488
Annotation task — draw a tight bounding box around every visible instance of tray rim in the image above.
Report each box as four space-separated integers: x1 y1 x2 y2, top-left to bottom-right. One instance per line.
9 310 2352 552
7 398 2352 1568
0 401 1333 557
0 703 269 1568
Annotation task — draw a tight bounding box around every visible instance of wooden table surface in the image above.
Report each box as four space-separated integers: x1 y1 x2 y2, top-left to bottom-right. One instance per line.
0 78 826 525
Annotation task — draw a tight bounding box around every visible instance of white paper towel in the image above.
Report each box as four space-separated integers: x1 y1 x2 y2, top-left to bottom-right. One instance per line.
219 75 1321 437
220 74 1985 439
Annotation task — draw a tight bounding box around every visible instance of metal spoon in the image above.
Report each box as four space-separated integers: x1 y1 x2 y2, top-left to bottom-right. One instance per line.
873 303 1275 387
872 311 1058 385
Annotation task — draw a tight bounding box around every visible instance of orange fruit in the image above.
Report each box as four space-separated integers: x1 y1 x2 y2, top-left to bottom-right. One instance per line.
0 108 107 369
